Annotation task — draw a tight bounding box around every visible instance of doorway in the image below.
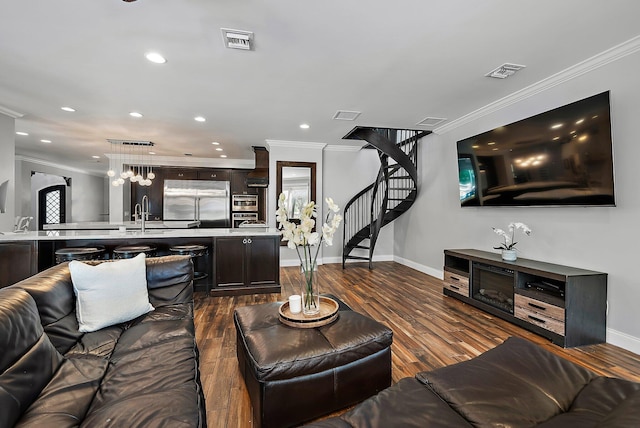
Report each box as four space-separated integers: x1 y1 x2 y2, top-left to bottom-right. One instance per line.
38 185 66 230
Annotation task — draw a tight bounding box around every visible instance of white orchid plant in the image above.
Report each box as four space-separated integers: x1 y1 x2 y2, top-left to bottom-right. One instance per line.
276 193 342 311
493 222 532 251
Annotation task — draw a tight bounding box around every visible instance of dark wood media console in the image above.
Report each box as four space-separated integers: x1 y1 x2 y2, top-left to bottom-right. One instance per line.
443 249 607 348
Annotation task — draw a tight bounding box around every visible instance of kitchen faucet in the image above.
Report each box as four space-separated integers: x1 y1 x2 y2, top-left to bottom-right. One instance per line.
133 203 142 223
14 216 33 232
141 195 149 233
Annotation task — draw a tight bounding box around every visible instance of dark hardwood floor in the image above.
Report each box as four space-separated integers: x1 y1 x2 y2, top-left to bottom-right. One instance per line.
193 261 640 428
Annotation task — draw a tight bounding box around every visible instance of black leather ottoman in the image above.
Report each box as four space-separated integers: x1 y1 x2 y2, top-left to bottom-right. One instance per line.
234 296 393 428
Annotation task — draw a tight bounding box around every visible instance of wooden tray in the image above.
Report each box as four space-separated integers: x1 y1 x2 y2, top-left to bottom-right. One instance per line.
279 296 339 328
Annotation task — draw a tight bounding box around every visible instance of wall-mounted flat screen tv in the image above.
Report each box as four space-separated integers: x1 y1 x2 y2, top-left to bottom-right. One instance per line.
457 91 615 207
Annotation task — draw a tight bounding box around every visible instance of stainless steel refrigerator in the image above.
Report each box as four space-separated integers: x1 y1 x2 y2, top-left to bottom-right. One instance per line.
163 179 230 228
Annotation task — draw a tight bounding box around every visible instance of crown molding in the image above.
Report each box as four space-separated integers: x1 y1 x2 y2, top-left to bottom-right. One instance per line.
324 144 363 152
0 105 23 119
434 35 640 135
15 155 97 176
265 139 327 150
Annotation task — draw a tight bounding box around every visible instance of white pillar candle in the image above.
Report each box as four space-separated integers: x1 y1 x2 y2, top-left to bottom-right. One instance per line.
288 295 302 314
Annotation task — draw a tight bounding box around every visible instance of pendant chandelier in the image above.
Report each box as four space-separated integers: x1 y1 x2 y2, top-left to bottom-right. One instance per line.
106 140 155 187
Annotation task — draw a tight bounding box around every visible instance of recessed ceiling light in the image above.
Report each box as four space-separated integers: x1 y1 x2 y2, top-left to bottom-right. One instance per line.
575 118 585 125
220 155 227 158
149 151 156 155
145 52 167 64
41 139 52 143
92 155 100 159
194 116 206 122
129 112 143 118
215 148 223 151
487 141 496 145
211 141 220 145
300 123 310 129
16 131 29 136
551 123 563 129
61 106 76 112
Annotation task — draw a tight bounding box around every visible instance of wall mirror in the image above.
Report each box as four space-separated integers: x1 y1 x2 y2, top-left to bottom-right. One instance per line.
276 161 316 228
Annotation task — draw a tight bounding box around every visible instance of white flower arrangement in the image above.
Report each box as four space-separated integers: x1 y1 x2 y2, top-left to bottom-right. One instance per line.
276 193 343 312
493 222 532 251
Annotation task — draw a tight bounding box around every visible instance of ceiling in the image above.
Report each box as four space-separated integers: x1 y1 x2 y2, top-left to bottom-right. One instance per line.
1 0 639 175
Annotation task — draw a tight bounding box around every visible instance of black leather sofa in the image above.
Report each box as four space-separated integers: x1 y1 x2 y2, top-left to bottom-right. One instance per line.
305 336 640 427
0 255 206 428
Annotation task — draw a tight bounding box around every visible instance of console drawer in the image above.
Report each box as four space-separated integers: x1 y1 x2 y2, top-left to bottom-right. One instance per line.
515 294 565 335
515 294 565 321
444 271 469 297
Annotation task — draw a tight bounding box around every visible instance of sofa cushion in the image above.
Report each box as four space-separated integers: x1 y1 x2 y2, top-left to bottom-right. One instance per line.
69 253 154 332
0 288 63 428
82 315 203 427
416 337 597 427
331 377 473 428
535 376 640 427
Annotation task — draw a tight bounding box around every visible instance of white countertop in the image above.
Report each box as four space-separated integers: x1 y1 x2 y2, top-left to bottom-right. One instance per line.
0 227 280 241
42 220 201 230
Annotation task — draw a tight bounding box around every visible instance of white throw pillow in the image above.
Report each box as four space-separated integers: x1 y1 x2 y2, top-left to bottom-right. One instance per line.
69 253 154 332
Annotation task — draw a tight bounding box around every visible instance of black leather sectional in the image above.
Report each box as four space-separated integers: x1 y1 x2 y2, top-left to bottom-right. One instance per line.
0 255 206 428
305 336 640 427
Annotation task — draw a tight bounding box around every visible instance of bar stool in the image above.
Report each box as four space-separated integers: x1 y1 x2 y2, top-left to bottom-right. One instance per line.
113 244 157 259
169 244 209 291
55 246 106 264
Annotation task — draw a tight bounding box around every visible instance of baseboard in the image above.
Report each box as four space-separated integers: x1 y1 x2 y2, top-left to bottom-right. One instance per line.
393 255 443 280
279 254 393 267
607 328 640 354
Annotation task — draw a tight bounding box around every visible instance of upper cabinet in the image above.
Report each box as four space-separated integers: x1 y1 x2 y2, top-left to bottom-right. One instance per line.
164 169 198 180
197 169 230 181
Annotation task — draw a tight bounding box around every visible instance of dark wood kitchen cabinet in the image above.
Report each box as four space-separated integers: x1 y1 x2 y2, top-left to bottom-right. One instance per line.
213 235 280 295
164 168 198 180
197 169 230 181
0 241 37 288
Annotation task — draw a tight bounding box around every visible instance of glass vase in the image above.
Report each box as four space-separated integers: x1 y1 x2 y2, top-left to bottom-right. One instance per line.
300 262 320 315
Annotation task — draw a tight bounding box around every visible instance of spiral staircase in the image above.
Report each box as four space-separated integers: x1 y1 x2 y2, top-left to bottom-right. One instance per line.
341 127 429 268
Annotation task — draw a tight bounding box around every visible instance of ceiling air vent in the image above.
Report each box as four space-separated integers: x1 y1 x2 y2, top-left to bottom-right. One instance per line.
416 116 447 127
485 63 526 79
221 28 254 50
333 110 361 121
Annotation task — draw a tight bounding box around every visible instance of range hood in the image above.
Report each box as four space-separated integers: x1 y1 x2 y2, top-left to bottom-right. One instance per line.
246 146 269 188
246 169 268 187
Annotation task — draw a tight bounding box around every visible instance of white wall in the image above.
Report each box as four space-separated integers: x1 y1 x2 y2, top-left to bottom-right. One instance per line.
15 158 107 228
322 146 394 263
0 113 15 231
267 140 395 267
393 46 640 352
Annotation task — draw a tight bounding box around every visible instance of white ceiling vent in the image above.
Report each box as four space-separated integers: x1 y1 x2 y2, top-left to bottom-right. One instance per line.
485 63 526 79
221 28 254 50
416 116 447 127
332 110 361 121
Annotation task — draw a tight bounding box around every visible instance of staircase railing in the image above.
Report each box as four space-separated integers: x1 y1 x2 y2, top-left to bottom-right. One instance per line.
342 127 428 268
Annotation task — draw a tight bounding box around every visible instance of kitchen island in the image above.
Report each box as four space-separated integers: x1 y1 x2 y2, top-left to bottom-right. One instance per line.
0 228 281 295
